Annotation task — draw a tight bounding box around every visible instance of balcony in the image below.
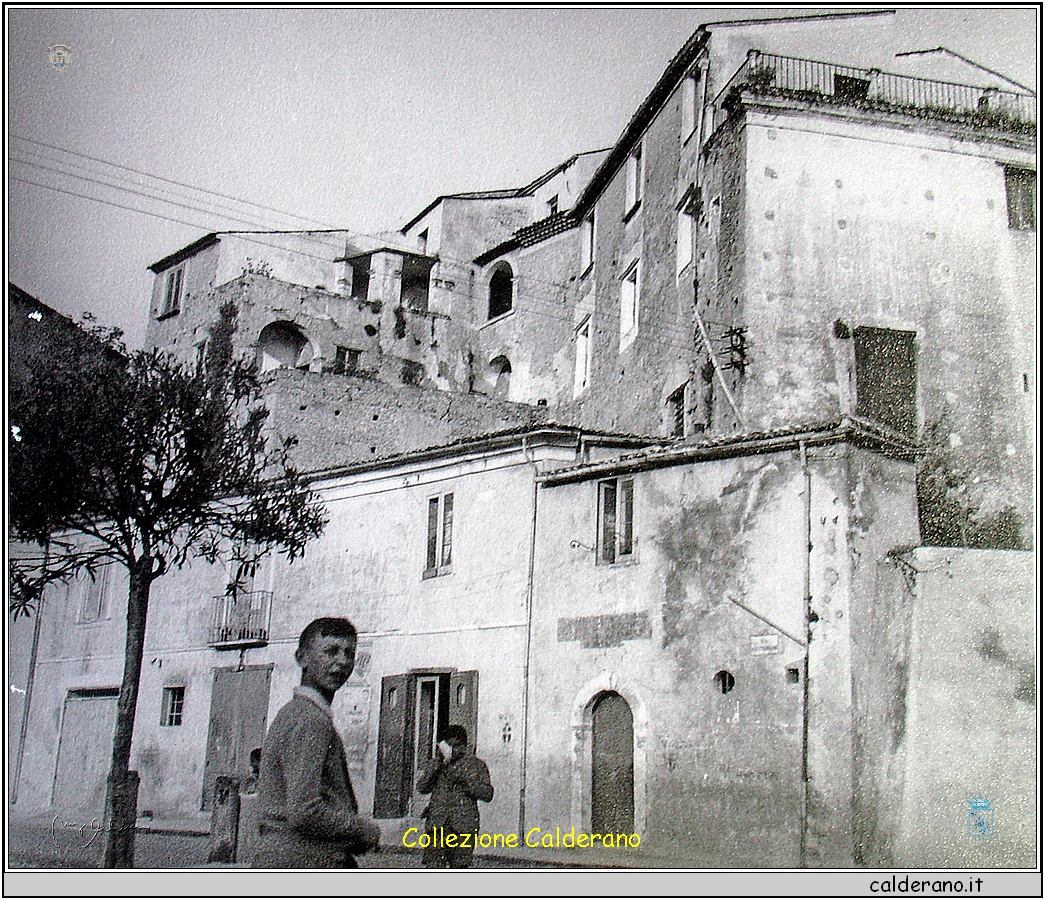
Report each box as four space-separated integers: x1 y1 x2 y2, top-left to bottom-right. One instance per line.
208 589 273 649
716 50 1036 137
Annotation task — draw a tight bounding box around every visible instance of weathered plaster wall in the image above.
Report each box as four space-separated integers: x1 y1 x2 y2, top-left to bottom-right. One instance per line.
260 367 547 473
577 94 695 439
894 547 1036 868
734 113 1034 526
530 451 812 865
475 229 580 407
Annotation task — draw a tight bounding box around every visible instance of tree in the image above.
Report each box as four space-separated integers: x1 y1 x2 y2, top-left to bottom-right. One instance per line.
9 300 326 867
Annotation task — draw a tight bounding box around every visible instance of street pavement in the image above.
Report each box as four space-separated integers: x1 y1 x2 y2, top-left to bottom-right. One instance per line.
7 814 553 869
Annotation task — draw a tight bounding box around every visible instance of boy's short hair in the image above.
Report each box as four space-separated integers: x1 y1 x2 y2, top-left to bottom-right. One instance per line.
443 724 469 747
297 617 357 653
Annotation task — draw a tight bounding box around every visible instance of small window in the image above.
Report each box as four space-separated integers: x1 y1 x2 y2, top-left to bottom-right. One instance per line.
160 265 184 318
1005 166 1035 231
425 492 454 578
79 564 111 623
193 339 208 373
333 346 360 376
574 317 592 396
580 212 596 274
418 229 429 255
620 261 640 351
681 73 701 141
161 686 185 727
598 478 634 564
713 670 736 694
488 263 514 319
547 195 559 216
667 384 687 437
625 143 643 216
677 208 695 275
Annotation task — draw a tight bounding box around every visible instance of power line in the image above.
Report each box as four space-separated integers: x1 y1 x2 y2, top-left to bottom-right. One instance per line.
10 134 341 231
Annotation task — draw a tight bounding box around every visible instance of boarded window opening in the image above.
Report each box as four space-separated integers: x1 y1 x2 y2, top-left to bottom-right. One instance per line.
1005 166 1036 231
333 346 360 376
853 326 917 438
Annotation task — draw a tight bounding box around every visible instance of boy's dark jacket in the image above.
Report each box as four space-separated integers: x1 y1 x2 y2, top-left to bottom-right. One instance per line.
417 750 494 833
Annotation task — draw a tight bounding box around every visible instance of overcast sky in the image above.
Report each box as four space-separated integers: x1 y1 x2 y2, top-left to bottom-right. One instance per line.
7 6 1038 348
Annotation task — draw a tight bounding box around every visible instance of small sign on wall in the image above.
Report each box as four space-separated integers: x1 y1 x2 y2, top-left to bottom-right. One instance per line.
750 633 781 655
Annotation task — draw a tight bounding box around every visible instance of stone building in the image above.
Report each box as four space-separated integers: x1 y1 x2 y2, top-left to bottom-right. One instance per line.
9 11 1036 868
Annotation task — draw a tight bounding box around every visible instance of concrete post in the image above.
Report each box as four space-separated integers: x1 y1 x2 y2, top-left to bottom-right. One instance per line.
208 775 241 864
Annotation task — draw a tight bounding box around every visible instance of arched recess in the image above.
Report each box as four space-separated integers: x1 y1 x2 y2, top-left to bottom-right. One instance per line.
569 674 648 836
486 355 512 399
488 263 514 320
257 321 313 372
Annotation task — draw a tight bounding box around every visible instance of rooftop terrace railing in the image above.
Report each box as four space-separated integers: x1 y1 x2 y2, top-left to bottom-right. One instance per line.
716 50 1036 135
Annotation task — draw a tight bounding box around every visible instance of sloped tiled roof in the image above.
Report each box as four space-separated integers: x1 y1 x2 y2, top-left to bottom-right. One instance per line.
474 211 576 265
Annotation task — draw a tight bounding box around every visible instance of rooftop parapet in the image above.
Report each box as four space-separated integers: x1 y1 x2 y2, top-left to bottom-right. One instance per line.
716 50 1036 136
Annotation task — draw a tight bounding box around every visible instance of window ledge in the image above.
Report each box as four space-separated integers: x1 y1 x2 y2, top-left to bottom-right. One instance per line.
156 309 181 321
422 566 453 580
622 201 642 224
480 309 515 330
596 554 639 568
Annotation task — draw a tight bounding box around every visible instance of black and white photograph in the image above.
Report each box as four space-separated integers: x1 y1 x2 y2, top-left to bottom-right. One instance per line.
6 5 1039 895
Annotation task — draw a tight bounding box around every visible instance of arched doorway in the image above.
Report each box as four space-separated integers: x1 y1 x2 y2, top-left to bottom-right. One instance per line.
591 691 634 833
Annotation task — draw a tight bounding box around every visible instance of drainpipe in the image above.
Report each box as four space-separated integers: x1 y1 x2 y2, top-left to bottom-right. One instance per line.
798 441 813 867
518 438 540 836
12 542 48 804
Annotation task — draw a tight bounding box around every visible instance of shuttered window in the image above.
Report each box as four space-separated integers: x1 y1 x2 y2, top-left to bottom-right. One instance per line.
424 492 454 578
598 478 635 564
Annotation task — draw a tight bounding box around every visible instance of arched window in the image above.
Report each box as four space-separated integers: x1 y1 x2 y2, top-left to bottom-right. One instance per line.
257 321 312 372
486 355 511 398
488 263 514 320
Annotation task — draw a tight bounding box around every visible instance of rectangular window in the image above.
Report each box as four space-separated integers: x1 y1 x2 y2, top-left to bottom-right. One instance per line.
194 339 208 373
580 211 595 274
547 195 559 216
574 316 592 396
333 346 360 376
160 265 184 318
161 686 185 727
853 326 917 438
620 261 640 351
424 492 454 577
668 384 687 437
79 564 111 623
625 144 643 216
598 478 634 564
1005 166 1035 230
677 207 694 275
682 74 700 141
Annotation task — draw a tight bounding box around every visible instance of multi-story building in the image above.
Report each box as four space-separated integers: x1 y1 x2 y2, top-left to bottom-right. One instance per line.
10 11 1036 868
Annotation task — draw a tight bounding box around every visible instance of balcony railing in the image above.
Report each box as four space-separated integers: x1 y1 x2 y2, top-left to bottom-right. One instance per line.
716 50 1036 135
209 589 272 648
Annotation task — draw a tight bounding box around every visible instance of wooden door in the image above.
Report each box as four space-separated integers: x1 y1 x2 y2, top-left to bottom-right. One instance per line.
591 691 634 833
201 666 271 809
53 690 119 815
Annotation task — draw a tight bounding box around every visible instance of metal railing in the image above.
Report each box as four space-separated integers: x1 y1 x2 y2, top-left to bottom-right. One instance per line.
716 50 1036 133
209 589 273 647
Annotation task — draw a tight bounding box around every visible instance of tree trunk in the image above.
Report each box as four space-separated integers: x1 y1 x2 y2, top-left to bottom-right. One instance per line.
102 556 155 868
